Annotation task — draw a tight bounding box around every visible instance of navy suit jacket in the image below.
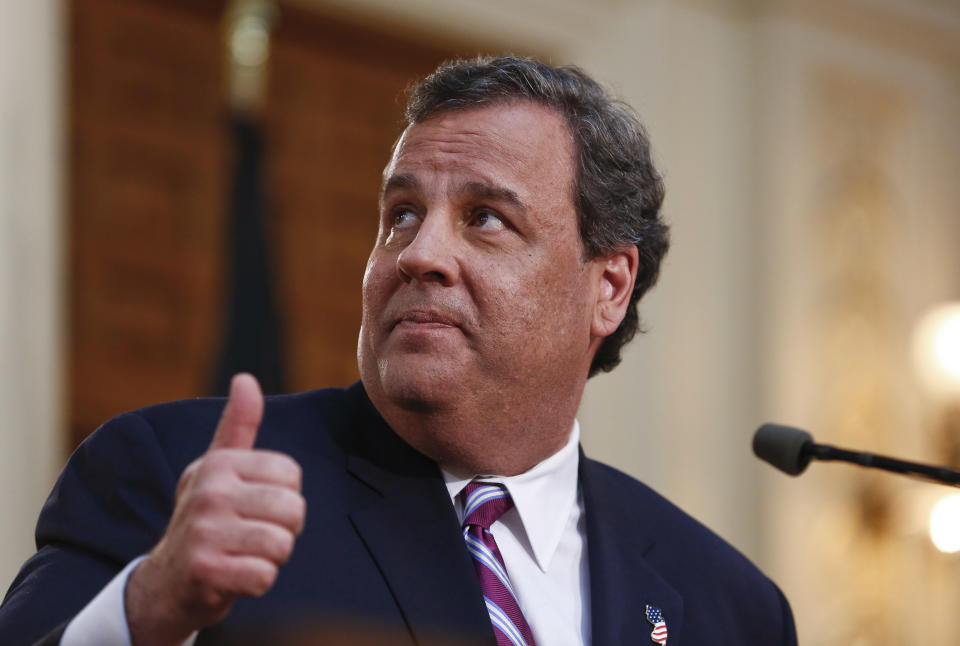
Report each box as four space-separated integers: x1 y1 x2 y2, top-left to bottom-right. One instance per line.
0 382 796 645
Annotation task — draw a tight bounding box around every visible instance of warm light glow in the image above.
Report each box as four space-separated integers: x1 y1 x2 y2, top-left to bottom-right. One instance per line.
934 316 960 378
913 303 960 399
929 493 960 553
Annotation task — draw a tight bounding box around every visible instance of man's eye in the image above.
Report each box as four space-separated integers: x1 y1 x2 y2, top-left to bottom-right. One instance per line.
392 209 419 228
383 208 420 245
472 210 506 230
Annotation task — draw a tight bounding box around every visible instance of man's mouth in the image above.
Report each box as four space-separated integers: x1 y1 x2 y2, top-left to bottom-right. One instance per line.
391 309 461 330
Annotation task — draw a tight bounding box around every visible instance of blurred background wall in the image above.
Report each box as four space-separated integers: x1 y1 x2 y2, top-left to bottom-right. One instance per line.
0 0 65 607
1 0 958 643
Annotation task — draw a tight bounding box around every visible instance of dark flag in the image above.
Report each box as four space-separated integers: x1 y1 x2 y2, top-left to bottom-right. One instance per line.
211 115 286 396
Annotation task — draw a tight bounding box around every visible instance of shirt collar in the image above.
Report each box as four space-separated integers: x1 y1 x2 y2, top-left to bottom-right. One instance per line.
442 420 581 572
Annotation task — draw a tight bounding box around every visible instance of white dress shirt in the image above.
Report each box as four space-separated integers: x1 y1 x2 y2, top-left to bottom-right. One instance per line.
443 421 591 646
60 423 590 646
60 555 198 646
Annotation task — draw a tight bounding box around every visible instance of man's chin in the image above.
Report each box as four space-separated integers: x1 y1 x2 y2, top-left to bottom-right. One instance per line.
375 361 462 413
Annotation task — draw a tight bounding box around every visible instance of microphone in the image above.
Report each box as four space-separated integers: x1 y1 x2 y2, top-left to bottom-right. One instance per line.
752 423 960 488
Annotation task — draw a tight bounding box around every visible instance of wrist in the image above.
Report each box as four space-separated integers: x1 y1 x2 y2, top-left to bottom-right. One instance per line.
125 555 197 646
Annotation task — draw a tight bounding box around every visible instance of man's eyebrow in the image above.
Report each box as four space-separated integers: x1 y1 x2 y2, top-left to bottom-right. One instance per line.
460 181 527 213
380 173 420 203
380 176 527 214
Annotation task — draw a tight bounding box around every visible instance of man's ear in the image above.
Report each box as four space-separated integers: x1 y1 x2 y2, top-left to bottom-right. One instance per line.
592 246 639 338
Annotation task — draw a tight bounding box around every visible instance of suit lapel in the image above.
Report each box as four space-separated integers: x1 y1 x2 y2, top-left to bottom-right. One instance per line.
581 456 684 646
345 390 495 646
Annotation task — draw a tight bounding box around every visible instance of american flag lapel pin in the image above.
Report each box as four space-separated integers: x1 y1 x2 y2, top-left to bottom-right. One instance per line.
645 604 668 645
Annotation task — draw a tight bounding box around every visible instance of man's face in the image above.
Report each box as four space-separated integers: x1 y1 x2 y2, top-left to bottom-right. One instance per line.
357 101 606 467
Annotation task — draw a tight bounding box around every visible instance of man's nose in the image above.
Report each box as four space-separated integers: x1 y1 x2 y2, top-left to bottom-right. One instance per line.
396 214 460 286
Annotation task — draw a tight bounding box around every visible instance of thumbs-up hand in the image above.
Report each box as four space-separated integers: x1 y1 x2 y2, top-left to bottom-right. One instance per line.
126 374 306 646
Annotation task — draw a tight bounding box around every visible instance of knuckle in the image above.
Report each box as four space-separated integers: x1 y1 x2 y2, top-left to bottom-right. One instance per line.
265 453 300 483
187 520 218 548
191 481 234 512
175 460 202 498
260 526 288 561
179 460 200 485
198 586 225 609
237 523 269 556
286 459 303 486
185 551 218 584
276 530 295 561
275 486 298 508
249 563 277 596
267 489 305 533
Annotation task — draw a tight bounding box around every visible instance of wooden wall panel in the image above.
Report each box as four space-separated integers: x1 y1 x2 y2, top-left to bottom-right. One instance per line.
69 0 464 447
70 0 228 446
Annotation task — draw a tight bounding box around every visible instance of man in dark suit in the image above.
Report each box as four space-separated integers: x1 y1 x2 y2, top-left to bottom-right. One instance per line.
0 56 797 646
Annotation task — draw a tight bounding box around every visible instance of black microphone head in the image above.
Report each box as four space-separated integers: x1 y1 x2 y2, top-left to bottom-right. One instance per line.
753 424 814 476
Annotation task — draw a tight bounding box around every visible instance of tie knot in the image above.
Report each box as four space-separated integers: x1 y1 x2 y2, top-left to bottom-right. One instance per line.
461 481 512 530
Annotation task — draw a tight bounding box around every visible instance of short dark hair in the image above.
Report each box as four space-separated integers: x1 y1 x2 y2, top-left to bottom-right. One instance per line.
405 56 669 377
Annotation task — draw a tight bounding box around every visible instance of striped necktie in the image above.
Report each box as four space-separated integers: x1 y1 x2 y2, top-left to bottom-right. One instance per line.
461 481 537 646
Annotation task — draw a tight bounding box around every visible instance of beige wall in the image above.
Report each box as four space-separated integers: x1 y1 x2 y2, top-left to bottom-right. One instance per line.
757 6 960 643
0 0 65 591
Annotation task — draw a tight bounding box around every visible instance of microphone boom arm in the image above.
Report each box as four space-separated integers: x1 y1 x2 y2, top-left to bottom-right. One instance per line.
810 443 960 487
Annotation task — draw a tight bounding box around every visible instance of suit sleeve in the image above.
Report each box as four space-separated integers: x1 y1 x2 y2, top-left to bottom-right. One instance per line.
0 412 181 646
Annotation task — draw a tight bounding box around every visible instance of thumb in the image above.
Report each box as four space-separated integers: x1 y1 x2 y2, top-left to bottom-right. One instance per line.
209 373 264 451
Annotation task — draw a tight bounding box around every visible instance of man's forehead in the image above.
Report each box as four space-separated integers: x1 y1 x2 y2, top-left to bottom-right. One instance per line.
381 102 575 200
389 118 524 167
